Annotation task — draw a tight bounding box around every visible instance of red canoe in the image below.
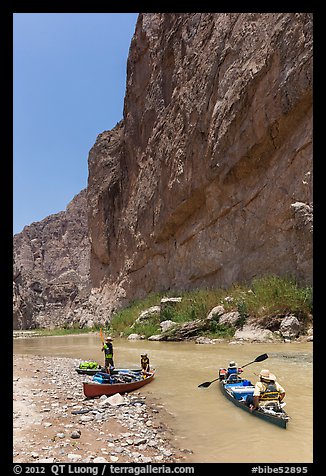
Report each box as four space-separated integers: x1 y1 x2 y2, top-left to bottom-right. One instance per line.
83 370 155 398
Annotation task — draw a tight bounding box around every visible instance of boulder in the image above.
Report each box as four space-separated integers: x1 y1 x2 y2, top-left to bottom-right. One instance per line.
234 325 279 342
160 297 182 312
219 311 240 326
160 320 177 332
107 393 126 406
148 334 164 341
279 315 300 339
206 305 225 320
127 333 143 340
133 306 161 326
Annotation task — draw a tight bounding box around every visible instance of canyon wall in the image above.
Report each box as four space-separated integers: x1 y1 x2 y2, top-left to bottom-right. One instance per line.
13 190 91 329
13 13 313 328
87 13 313 321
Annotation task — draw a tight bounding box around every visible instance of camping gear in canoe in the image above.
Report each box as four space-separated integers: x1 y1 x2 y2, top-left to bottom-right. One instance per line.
76 364 104 375
76 365 143 376
218 370 289 429
83 370 155 398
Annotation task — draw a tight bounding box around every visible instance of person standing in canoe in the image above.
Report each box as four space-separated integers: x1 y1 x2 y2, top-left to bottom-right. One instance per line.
102 336 114 372
246 369 286 412
140 353 150 375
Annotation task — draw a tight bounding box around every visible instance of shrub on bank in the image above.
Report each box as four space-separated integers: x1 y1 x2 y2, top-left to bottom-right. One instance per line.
107 275 312 338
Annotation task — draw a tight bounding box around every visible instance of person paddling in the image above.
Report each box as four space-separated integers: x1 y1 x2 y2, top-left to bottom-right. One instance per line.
246 369 286 412
226 360 243 381
101 336 114 372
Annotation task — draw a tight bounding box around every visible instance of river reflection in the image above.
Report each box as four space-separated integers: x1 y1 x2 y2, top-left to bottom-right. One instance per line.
14 335 313 463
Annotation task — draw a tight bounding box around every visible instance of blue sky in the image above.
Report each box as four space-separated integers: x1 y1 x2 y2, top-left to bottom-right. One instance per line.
13 13 139 235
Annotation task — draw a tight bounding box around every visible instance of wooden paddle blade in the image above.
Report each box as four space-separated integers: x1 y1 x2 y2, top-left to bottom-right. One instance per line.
99 328 104 344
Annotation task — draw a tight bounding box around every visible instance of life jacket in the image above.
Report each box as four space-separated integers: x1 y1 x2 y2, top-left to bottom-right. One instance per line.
141 355 150 370
103 343 113 359
259 382 281 401
227 367 238 375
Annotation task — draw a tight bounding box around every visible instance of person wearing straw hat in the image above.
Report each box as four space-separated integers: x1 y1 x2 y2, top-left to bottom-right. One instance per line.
246 369 286 412
101 336 114 372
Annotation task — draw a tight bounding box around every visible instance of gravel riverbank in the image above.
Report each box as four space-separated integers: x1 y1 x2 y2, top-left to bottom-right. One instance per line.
13 354 192 463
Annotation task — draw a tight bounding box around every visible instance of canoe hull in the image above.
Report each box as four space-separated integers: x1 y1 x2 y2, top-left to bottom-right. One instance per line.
83 371 155 398
76 367 103 375
220 380 289 429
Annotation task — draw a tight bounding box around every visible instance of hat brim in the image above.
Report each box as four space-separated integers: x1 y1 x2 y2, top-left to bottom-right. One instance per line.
260 374 276 381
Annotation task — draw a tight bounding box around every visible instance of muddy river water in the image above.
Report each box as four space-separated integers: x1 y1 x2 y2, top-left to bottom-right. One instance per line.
14 335 313 463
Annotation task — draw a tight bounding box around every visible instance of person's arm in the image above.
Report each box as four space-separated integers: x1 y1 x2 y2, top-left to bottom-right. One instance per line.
276 383 286 402
252 396 260 409
250 383 261 411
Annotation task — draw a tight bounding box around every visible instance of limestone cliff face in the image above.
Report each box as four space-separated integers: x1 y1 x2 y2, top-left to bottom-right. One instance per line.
13 190 91 329
87 13 313 319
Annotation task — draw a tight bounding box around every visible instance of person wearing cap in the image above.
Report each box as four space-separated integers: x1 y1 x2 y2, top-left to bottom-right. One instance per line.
226 360 243 381
101 336 114 372
246 369 286 412
140 353 150 374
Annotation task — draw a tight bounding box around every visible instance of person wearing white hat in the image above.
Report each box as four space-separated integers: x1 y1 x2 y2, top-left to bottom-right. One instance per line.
246 369 286 412
101 336 114 372
140 353 150 374
226 360 243 382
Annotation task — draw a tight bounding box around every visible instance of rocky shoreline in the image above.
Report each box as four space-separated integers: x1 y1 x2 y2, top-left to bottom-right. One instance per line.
13 354 191 464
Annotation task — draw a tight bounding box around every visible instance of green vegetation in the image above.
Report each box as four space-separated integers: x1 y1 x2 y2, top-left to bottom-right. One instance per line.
27 276 311 340
107 275 312 339
32 327 96 336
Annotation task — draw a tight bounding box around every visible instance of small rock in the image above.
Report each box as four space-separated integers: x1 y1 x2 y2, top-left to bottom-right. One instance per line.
70 430 81 439
94 456 109 463
80 415 94 422
68 453 82 461
134 438 147 446
107 393 125 406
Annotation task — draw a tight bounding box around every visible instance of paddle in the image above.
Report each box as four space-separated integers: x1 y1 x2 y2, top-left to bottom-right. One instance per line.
99 328 104 345
197 353 269 388
240 353 268 369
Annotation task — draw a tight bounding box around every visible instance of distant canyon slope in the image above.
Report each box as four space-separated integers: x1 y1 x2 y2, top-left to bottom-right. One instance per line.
13 13 313 329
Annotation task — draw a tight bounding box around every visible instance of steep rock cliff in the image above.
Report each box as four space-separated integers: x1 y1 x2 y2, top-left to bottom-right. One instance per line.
13 190 91 329
87 13 313 321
